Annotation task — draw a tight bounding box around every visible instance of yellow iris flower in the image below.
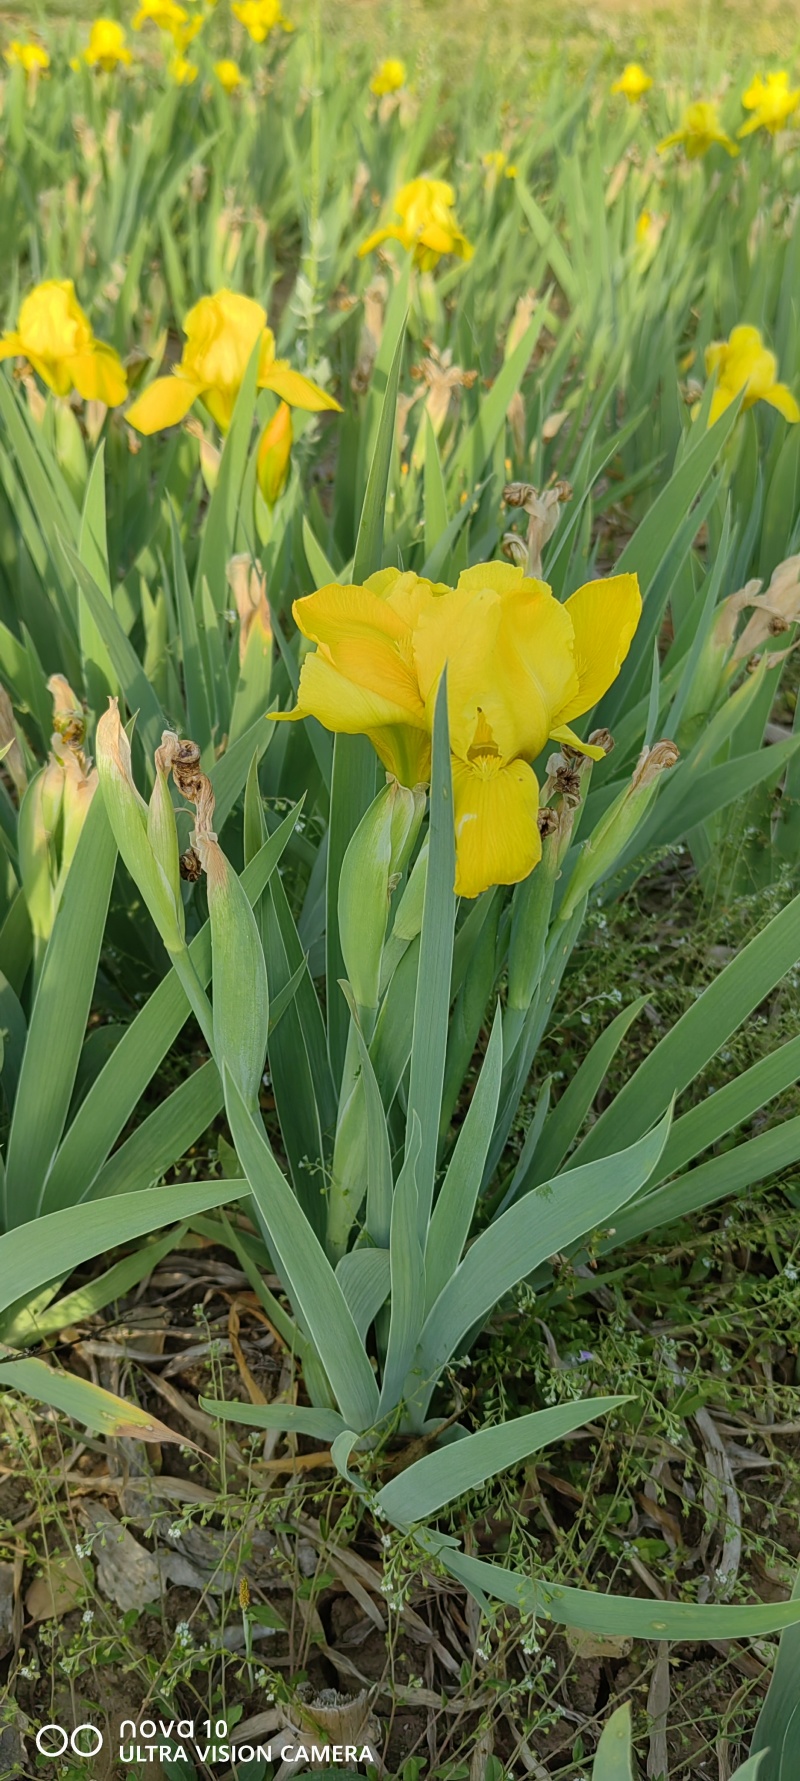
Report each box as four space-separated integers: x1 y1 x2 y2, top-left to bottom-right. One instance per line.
126 289 341 435
370 57 407 96
658 100 738 159
132 0 189 33
482 150 517 180
274 562 641 898
4 40 50 76
702 325 800 426
77 20 133 72
170 52 199 83
739 71 800 137
611 63 653 102
359 177 473 271
0 280 128 406
214 58 245 93
232 0 294 43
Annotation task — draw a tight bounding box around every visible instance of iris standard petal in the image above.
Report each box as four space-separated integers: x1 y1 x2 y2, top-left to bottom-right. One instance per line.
553 574 641 725
452 755 541 899
127 374 204 433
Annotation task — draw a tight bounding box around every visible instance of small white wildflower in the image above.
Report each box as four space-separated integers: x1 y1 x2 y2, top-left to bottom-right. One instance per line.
81 1610 94 1625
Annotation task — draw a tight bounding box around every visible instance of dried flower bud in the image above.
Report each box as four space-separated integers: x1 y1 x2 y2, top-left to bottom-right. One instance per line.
96 700 185 953
559 739 679 921
48 675 86 748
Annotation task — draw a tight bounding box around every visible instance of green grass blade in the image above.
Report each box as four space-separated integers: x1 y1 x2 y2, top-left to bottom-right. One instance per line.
569 888 800 1168
85 1061 221 1203
62 541 168 765
224 1066 380 1431
4 795 117 1229
0 1180 245 1316
442 1548 800 1639
414 1112 671 1420
378 1396 629 1527
194 336 261 608
1 1224 189 1346
521 997 648 1192
379 1115 425 1417
749 1565 800 1777
43 819 298 1212
603 1116 800 1254
592 1704 634 1781
78 442 118 711
406 676 456 1239
352 317 406 582
424 1005 503 1312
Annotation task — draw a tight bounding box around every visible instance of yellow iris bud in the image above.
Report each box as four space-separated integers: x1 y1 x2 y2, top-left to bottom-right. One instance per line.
257 402 292 506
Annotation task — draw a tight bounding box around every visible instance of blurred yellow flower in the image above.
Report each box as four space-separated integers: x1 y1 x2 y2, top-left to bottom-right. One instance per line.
611 63 653 102
214 58 245 93
359 177 473 270
275 563 641 897
232 0 293 43
257 401 292 505
126 289 341 435
370 57 406 96
702 325 800 426
658 100 738 159
170 52 198 83
132 0 189 33
482 150 517 180
635 209 653 243
173 16 204 47
4 40 50 76
739 71 800 137
77 20 133 72
0 280 128 406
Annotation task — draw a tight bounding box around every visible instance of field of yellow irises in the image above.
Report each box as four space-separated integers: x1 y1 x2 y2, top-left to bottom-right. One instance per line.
2 3 800 1774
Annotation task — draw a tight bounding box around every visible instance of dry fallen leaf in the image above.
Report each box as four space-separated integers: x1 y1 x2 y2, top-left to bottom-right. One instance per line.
25 1554 86 1623
565 1627 632 1660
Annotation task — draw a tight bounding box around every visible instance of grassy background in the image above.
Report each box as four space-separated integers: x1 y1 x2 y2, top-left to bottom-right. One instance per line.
4 0 800 65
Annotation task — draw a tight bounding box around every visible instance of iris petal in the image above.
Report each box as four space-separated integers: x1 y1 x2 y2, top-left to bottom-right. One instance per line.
452 755 541 899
